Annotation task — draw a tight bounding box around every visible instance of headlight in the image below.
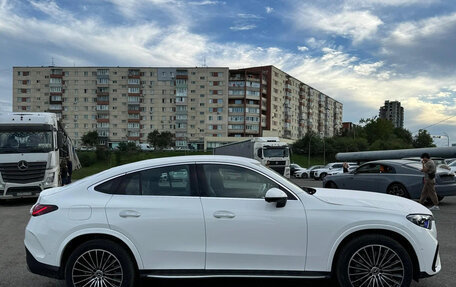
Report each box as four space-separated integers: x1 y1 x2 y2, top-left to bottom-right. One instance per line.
407 214 434 230
44 173 55 185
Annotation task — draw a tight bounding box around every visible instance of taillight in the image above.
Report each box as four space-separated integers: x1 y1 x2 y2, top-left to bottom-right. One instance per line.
32 204 58 217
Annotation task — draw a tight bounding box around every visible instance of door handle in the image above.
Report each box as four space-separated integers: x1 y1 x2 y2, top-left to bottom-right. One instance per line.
119 210 141 218
213 211 235 219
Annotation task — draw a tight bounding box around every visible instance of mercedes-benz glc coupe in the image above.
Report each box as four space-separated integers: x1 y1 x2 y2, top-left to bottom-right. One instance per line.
25 156 440 287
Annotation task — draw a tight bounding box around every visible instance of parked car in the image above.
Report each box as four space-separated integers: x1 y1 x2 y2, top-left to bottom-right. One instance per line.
290 163 305 177
444 158 456 165
26 156 440 287
312 162 357 180
295 165 324 178
323 159 456 200
326 164 359 176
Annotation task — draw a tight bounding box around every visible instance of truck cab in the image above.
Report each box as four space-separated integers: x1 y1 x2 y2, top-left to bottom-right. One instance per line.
255 138 291 178
0 113 78 199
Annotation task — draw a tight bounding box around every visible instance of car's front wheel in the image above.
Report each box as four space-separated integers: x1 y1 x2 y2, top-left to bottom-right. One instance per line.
302 173 308 179
65 239 136 287
336 234 413 287
319 172 327 180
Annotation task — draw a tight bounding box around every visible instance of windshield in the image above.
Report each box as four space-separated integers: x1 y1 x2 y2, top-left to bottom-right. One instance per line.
263 147 289 158
0 128 54 153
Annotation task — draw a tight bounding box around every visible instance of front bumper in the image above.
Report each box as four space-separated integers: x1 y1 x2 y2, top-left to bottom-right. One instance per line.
0 182 43 199
26 247 62 279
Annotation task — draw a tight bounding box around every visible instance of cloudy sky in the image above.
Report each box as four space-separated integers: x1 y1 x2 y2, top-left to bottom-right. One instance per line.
1 0 456 145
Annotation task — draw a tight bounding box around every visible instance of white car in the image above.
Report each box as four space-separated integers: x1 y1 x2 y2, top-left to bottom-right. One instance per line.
25 155 440 287
295 165 324 178
326 165 359 176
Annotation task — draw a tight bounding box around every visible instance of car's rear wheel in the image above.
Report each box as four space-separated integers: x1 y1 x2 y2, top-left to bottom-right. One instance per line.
336 234 413 287
387 183 410 198
302 173 308 179
65 239 136 287
325 181 338 188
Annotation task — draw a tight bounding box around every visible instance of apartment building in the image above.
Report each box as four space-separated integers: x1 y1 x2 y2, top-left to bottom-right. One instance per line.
379 100 404 128
13 65 343 148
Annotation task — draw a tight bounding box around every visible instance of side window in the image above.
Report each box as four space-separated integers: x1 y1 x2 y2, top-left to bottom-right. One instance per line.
332 164 343 169
357 164 381 174
201 164 280 199
94 165 192 196
118 173 141 195
141 165 192 196
94 177 121 194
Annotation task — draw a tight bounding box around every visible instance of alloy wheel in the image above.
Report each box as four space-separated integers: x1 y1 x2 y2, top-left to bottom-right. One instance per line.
348 244 404 287
72 249 123 287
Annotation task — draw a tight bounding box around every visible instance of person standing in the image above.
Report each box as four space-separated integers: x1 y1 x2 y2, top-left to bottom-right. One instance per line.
342 162 349 173
66 156 73 184
60 158 68 186
419 153 439 210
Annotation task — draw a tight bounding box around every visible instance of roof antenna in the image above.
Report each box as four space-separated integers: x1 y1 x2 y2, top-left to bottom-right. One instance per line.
202 55 207 67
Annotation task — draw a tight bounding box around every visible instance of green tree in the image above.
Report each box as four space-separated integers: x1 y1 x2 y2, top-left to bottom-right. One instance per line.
413 129 436 148
156 131 174 149
81 131 99 147
147 130 160 148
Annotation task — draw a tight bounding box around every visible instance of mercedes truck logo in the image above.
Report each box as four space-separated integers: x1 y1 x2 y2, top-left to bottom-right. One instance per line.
18 160 28 171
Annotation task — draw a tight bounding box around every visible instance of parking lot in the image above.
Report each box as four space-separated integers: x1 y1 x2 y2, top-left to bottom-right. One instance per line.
0 178 454 287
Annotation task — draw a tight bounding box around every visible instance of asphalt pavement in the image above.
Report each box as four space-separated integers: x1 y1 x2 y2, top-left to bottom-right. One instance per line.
0 179 454 287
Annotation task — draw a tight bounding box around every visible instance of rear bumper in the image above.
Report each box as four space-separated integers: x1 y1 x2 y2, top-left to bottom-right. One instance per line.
26 247 62 279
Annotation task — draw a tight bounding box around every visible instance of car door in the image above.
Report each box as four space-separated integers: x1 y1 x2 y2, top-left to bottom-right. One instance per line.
348 163 389 192
102 164 206 270
197 163 307 271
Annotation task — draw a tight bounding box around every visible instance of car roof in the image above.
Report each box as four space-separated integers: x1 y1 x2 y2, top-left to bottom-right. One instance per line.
85 155 259 181
362 159 416 165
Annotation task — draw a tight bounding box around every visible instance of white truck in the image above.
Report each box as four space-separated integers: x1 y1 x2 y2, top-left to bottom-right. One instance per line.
0 113 80 199
213 137 291 178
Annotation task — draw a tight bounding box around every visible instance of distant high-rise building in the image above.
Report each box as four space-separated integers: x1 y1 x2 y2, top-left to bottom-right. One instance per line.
13 65 343 149
379 100 404 128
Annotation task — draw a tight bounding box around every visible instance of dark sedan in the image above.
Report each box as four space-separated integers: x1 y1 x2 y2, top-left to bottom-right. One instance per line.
323 159 456 200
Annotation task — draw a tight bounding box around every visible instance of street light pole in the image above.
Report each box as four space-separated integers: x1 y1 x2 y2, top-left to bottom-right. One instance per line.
308 138 311 167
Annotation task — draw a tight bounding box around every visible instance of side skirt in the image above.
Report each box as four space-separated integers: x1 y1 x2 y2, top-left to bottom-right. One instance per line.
140 270 331 279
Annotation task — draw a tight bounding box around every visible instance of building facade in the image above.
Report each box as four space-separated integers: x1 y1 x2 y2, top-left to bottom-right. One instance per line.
13 65 343 148
379 100 404 128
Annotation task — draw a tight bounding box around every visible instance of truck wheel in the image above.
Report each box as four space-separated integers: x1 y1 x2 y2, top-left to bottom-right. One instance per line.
336 234 413 287
65 239 136 287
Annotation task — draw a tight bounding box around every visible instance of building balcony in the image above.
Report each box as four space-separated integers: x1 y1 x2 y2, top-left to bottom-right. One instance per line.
50 74 63 78
97 118 109 123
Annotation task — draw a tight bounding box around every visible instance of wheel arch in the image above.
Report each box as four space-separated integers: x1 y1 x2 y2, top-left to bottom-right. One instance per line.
59 231 143 278
324 181 338 188
330 228 421 281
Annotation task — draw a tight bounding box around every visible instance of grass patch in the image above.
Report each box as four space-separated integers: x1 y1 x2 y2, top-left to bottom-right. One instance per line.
291 154 327 168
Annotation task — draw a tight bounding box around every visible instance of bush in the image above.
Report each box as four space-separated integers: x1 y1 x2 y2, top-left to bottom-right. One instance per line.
78 152 96 167
95 146 109 161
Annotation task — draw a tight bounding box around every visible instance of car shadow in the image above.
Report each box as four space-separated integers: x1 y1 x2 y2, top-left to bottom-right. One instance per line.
140 277 337 287
0 197 37 206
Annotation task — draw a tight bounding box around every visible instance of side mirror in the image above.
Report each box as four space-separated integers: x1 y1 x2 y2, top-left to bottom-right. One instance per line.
257 148 263 159
265 188 287 208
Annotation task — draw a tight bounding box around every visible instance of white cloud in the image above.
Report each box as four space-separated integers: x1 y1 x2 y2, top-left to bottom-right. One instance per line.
229 24 256 31
297 46 308 52
265 6 274 14
237 13 262 19
188 1 225 5
353 61 384 76
292 6 383 43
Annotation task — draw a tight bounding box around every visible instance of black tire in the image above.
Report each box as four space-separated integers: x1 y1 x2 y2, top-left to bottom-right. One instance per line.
387 183 410 198
438 196 444 201
325 181 338 188
336 234 413 287
302 173 308 179
65 239 136 287
319 172 327 180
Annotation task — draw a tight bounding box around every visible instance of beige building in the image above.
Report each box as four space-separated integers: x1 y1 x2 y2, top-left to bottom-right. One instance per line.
13 65 343 149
